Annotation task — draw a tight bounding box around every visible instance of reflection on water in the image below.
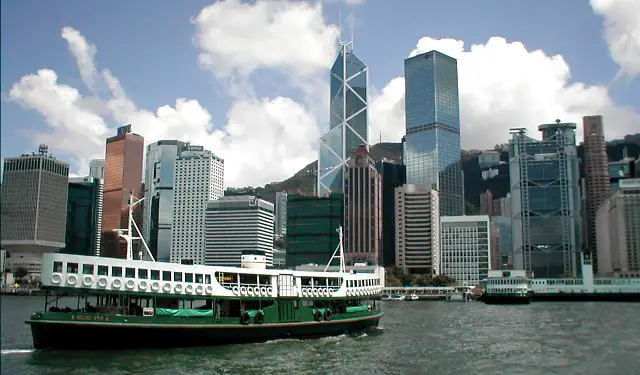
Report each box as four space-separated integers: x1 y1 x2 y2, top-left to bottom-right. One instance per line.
2 296 640 375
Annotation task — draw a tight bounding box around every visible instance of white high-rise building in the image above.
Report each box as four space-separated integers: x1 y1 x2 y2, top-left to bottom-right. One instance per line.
440 215 491 286
394 184 440 275
170 146 224 265
89 159 104 180
205 196 274 267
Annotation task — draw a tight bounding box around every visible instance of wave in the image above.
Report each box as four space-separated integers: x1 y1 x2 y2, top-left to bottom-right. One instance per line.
1 349 35 355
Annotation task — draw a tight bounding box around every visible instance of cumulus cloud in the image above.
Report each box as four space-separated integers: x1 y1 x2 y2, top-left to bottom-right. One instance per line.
590 0 640 80
9 1 332 187
61 27 99 90
369 36 640 149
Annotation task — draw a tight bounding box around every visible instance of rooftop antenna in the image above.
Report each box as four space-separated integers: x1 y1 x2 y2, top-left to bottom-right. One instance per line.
350 11 354 50
338 9 342 44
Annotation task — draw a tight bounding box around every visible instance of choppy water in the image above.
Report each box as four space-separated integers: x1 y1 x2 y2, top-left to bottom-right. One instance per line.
2 295 639 374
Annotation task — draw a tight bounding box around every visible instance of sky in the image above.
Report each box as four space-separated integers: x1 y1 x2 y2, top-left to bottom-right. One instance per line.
1 0 639 187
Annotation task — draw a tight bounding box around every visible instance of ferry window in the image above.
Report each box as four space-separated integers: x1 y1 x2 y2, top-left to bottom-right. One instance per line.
239 274 256 285
111 267 123 277
258 275 270 286
185 273 193 283
53 261 63 273
138 269 148 279
125 268 135 278
162 271 171 281
98 265 108 276
301 277 312 286
67 262 79 273
82 264 94 275
174 272 183 282
205 274 212 284
195 274 203 283
151 270 160 280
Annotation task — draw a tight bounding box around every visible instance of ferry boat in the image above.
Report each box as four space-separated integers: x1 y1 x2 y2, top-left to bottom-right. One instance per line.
25 197 383 350
478 270 533 305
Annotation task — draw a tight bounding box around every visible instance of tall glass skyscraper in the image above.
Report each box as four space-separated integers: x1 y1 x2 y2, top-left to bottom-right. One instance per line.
403 50 464 216
317 40 368 196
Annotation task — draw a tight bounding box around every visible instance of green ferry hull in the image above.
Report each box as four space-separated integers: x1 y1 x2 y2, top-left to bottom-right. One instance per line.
479 294 532 305
27 313 382 350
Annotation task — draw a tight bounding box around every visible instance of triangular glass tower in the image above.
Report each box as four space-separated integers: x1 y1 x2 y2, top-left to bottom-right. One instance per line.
318 40 368 196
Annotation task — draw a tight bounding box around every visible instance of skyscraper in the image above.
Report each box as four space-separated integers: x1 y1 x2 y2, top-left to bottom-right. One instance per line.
404 50 464 216
62 177 103 257
1 145 69 279
582 115 610 273
101 125 144 259
89 159 104 180
317 39 368 196
170 145 224 265
274 191 288 239
142 140 186 262
344 145 382 266
375 160 406 267
509 121 582 278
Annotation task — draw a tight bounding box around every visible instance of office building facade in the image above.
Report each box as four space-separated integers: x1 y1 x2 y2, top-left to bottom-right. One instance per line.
344 145 382 265
395 184 440 275
1 146 69 278
89 159 104 180
274 191 288 239
101 125 144 258
375 160 406 267
204 196 274 267
61 177 103 257
170 145 224 265
490 215 513 267
509 122 582 278
142 140 186 262
318 40 368 196
596 178 640 277
286 193 343 268
582 115 610 273
404 50 464 216
440 215 491 286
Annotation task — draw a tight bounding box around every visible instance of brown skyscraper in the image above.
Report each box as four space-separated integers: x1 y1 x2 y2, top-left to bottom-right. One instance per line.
101 125 144 258
480 189 494 216
344 145 382 266
583 115 610 273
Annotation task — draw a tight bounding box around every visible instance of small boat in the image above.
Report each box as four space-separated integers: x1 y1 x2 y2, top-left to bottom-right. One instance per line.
25 196 383 350
405 294 420 301
381 294 405 301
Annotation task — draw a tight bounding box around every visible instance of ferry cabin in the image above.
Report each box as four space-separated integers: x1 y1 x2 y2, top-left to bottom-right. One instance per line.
38 253 383 325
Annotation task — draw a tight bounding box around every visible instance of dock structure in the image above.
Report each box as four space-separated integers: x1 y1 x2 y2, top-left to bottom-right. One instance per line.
381 286 473 301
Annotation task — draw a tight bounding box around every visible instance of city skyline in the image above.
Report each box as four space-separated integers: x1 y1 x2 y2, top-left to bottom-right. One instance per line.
1 0 638 189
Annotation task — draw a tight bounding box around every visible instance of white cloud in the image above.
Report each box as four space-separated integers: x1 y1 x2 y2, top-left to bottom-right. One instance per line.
369 36 640 149
61 27 99 90
590 0 640 80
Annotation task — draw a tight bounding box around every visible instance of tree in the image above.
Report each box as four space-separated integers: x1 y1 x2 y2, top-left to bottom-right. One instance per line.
14 267 29 281
430 274 456 287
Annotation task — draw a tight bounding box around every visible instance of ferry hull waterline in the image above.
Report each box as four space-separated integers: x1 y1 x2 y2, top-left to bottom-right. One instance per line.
28 312 382 350
25 196 384 350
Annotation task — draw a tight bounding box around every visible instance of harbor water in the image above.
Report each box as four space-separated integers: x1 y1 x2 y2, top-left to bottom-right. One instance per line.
2 295 639 374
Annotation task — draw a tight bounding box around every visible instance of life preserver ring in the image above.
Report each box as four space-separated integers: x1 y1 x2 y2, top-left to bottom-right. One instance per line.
196 285 204 294
240 286 247 296
232 286 240 295
82 276 93 287
151 282 160 291
312 288 318 297
163 283 171 293
260 287 267 296
247 287 254 297
174 284 184 293
51 273 63 285
186 285 194 294
267 287 273 296
253 287 260 296
239 312 251 325
139 280 148 290
206 286 214 294
254 310 264 324
324 288 330 296
112 279 122 289
98 277 108 288
324 309 332 321
125 280 135 290
67 274 78 286
302 288 308 297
